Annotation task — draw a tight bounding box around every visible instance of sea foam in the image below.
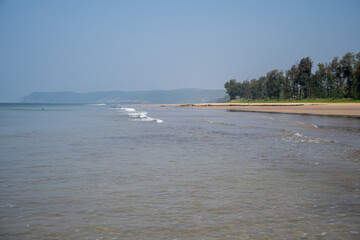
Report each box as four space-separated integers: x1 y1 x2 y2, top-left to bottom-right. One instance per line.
281 129 333 144
116 107 163 123
120 107 136 112
87 103 106 106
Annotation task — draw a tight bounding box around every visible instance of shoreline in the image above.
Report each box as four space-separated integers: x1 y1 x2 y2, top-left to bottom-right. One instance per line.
176 103 360 117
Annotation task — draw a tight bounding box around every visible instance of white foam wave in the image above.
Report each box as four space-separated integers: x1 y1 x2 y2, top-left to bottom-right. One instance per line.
120 107 136 112
200 119 213 124
281 130 333 144
116 107 163 123
256 116 319 130
134 117 164 123
128 111 148 118
293 120 319 129
87 103 106 106
1 203 17 208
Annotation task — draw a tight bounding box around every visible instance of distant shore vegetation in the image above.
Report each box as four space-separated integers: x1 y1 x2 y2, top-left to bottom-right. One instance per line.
224 52 360 102
228 98 360 104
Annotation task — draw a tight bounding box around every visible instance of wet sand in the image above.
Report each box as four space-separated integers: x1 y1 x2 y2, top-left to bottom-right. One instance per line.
179 103 360 117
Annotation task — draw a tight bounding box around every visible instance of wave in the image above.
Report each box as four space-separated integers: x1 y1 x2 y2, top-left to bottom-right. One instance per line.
134 116 164 123
114 106 163 123
1 203 17 208
200 119 213 124
87 103 106 106
281 129 334 144
200 119 235 126
252 115 320 129
120 107 136 112
292 121 319 129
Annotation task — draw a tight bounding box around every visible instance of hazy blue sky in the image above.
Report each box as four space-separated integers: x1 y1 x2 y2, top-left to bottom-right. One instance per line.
1 0 360 101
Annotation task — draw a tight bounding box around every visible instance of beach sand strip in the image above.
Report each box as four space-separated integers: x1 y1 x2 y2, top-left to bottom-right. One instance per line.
179 103 360 117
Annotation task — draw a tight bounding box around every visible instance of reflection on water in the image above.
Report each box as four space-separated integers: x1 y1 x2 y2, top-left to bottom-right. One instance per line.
0 104 359 239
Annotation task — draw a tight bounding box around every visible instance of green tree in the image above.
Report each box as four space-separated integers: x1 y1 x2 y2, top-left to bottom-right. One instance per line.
324 62 336 98
340 52 355 98
354 52 360 99
287 64 300 99
282 73 293 99
312 63 327 98
258 76 268 99
298 57 313 98
241 80 251 99
329 56 344 98
249 79 258 99
223 53 360 101
224 79 239 100
266 70 284 100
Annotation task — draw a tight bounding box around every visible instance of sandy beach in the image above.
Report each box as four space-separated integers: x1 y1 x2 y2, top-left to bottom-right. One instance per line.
179 103 360 117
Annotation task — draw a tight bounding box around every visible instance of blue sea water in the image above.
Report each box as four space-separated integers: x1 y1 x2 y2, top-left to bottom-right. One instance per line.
0 103 359 239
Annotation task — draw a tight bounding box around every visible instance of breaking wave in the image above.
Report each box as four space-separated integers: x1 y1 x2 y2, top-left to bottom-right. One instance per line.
114 107 163 123
281 129 334 144
264 117 319 129
87 103 106 106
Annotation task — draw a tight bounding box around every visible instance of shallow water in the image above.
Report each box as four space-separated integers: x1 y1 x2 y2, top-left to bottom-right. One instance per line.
0 103 359 239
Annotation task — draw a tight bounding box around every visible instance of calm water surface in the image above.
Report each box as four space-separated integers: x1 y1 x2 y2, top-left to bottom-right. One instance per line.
0 103 359 239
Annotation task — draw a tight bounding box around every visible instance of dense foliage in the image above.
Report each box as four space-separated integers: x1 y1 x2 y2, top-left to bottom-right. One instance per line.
224 52 360 101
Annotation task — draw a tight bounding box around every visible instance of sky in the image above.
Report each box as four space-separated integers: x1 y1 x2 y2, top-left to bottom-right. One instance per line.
0 0 360 102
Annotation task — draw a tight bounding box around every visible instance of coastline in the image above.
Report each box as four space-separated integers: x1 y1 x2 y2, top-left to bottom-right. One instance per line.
177 103 360 117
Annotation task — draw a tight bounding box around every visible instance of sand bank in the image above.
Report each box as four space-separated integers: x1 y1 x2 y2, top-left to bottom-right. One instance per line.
179 103 360 117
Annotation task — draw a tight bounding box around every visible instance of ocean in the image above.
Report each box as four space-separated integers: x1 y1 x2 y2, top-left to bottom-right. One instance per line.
0 103 359 239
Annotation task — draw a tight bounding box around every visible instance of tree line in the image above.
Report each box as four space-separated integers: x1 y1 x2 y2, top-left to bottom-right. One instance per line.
224 52 360 101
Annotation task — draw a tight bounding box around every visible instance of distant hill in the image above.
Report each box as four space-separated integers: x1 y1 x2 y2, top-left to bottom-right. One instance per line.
21 89 227 104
